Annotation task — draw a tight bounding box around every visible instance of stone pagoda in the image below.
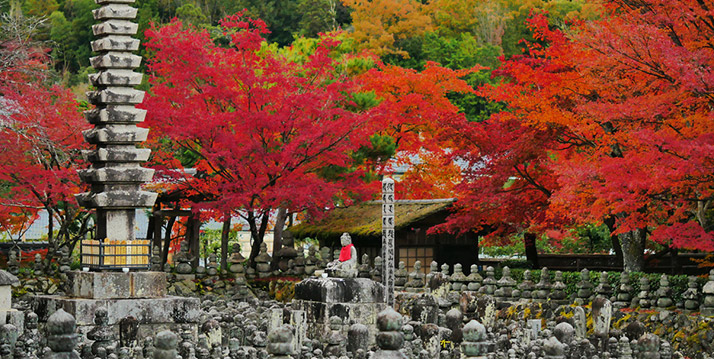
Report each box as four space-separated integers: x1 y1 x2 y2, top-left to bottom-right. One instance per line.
76 0 156 263
33 0 199 338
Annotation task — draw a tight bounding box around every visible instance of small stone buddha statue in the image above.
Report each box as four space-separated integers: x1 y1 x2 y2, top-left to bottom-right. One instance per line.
255 242 272 278
174 240 195 274
325 233 358 278
405 261 425 292
228 243 245 272
274 230 298 272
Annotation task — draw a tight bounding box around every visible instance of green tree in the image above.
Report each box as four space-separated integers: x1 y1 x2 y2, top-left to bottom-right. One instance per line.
22 0 58 17
223 0 302 46
48 10 71 71
176 3 208 27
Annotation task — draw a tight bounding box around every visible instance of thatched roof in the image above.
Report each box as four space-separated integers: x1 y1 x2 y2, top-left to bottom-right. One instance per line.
290 199 456 239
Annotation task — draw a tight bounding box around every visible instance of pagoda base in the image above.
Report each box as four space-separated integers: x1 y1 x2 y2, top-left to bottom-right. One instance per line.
32 295 200 337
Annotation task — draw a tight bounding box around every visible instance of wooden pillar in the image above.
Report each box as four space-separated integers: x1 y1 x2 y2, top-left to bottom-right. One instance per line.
382 178 395 306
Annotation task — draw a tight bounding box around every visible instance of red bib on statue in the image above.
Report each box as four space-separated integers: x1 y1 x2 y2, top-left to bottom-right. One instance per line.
339 244 354 261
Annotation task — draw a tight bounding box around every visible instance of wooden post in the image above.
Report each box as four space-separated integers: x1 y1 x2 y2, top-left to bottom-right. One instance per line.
382 178 395 306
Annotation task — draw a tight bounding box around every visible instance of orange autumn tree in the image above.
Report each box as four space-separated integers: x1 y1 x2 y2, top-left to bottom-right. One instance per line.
342 0 433 57
359 62 484 199
452 2 714 271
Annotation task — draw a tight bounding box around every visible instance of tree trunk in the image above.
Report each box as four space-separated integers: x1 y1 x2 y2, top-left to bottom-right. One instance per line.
524 232 539 269
146 213 155 245
220 214 231 273
247 211 270 265
188 215 201 269
162 216 176 265
618 228 647 272
271 207 288 270
604 216 624 269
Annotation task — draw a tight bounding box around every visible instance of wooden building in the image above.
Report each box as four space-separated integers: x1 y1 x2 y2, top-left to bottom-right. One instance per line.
290 199 479 273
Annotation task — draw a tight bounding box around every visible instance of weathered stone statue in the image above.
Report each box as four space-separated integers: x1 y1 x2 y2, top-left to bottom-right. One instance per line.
358 254 371 278
324 316 347 357
594 271 613 299
304 246 317 276
255 242 272 278
394 261 408 289
150 246 163 271
32 253 44 273
426 261 439 288
318 247 332 269
0 323 17 359
440 263 450 280
466 264 483 292
18 311 40 357
635 276 652 309
404 261 425 292
495 266 516 301
58 246 72 273
274 231 298 272
228 243 245 273
325 233 358 278
87 308 116 356
614 271 633 308
517 270 535 299
267 324 295 358
682 276 700 313
655 274 674 310
462 319 489 359
348 322 370 354
533 267 551 302
549 271 567 304
543 336 566 359
637 333 660 359
7 250 19 275
450 263 468 292
374 308 407 359
45 309 80 359
206 253 219 276
702 269 714 316
371 256 383 282
154 330 179 359
294 250 306 276
479 266 497 295
576 269 594 304
174 240 195 274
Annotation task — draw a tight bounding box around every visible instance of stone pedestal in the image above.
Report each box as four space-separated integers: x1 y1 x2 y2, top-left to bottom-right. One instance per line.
293 278 386 343
69 271 167 299
32 271 199 338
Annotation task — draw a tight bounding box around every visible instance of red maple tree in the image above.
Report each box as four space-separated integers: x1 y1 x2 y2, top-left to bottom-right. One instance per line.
444 3 714 270
141 14 379 261
0 78 91 257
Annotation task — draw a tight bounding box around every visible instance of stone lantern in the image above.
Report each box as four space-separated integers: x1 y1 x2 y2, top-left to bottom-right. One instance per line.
0 269 20 325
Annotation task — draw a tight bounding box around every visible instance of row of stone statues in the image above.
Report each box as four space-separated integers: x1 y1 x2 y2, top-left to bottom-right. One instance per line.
394 261 714 315
162 232 364 280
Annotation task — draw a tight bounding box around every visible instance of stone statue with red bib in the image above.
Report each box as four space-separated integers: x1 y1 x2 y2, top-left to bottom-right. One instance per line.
326 232 358 278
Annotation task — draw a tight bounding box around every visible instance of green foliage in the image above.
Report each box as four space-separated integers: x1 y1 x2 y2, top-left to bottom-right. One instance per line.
199 227 239 260
176 3 208 27
382 35 426 70
297 0 335 38
229 0 302 46
22 0 58 17
318 133 396 182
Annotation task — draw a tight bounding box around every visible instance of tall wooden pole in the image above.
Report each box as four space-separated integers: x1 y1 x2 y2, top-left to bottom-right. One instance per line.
382 178 395 306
